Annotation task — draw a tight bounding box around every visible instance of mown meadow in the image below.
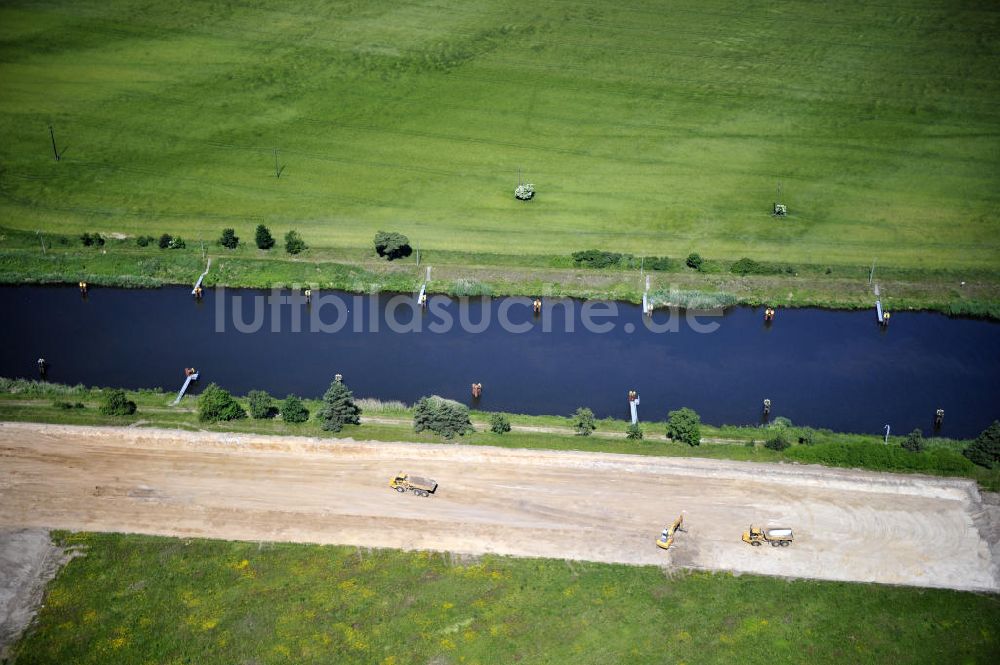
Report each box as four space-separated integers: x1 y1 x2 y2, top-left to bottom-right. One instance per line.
1 0 998 273
10 532 1000 665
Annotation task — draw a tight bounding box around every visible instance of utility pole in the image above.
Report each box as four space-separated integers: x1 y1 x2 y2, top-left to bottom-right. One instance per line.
869 258 877 286
273 148 280 178
48 125 60 161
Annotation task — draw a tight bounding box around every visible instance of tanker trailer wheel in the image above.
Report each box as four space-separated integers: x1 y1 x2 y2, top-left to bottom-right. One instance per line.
780 540 790 547
771 541 780 547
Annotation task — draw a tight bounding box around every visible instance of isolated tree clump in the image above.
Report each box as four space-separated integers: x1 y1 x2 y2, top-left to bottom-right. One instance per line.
135 235 156 247
964 421 1000 469
514 183 535 200
373 231 412 260
571 407 596 436
765 432 790 451
219 228 239 249
666 407 701 446
280 394 309 423
413 396 473 439
197 383 247 422
80 232 105 247
317 378 361 432
902 428 924 453
168 236 186 249
158 233 173 249
685 253 703 271
490 412 511 435
247 390 275 419
284 230 307 255
255 224 275 250
99 388 136 416
626 423 643 440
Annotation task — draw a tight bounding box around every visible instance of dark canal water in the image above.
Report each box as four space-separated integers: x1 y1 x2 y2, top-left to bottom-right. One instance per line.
1 286 998 438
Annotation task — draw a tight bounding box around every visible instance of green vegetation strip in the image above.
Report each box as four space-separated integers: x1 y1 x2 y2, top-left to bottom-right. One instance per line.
3 379 998 491
11 532 1000 664
2 0 1000 314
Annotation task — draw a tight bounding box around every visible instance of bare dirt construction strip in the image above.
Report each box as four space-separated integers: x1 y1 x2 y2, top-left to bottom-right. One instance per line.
0 422 997 593
0 528 76 660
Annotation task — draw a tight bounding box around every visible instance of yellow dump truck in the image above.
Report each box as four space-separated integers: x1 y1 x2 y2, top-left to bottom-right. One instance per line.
389 472 438 497
742 526 793 547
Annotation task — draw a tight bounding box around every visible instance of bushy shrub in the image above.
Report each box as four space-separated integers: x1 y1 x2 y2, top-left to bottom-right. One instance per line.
135 235 153 247
572 250 630 269
280 394 309 423
685 253 703 271
284 230 306 254
373 231 412 260
644 256 672 271
158 233 173 249
490 412 511 435
571 407 596 436
99 389 136 416
964 421 1000 469
514 183 535 200
197 383 246 422
317 379 361 432
730 257 764 276
797 428 817 445
666 407 701 446
413 395 472 439
80 232 104 247
765 433 790 451
219 228 239 249
255 224 275 250
626 423 643 440
902 428 924 453
168 236 186 249
53 400 84 410
247 390 276 419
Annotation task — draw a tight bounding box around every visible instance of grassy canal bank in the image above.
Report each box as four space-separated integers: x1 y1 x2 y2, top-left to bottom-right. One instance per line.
2 227 998 317
2 379 997 492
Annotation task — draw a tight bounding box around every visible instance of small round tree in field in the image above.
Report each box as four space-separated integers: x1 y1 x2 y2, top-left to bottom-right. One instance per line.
317 378 361 432
626 423 643 440
280 395 309 423
964 421 1000 469
571 407 596 436
284 230 307 254
490 412 511 435
197 383 246 422
373 231 412 260
255 224 275 250
247 390 275 419
413 396 473 439
666 407 701 446
99 389 136 416
902 428 924 453
219 228 239 249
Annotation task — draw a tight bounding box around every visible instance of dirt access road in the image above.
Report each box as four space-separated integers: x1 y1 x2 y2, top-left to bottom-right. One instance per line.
0 422 996 592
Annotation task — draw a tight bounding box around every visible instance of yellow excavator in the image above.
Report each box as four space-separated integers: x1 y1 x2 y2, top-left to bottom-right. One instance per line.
656 514 685 550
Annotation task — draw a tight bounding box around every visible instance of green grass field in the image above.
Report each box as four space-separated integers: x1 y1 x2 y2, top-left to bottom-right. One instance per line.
11 532 1000 664
1 0 999 272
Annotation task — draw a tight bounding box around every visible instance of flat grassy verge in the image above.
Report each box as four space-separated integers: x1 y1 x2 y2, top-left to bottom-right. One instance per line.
3 379 997 491
2 227 998 316
11 532 1000 665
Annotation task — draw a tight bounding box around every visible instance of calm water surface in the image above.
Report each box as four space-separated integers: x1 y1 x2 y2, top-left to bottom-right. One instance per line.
1 286 997 438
